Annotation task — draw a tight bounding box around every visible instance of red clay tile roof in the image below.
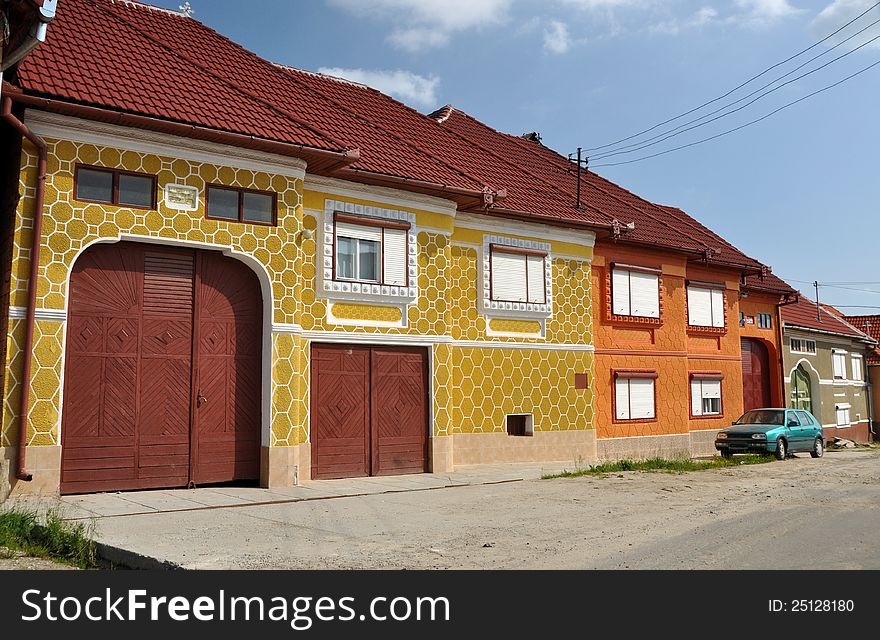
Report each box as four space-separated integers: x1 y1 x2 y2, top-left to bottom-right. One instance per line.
782 298 874 341
431 106 766 272
743 271 798 296
844 316 880 365
13 0 774 276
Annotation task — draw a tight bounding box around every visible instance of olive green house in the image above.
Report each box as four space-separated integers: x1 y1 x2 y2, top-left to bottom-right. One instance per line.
781 299 875 443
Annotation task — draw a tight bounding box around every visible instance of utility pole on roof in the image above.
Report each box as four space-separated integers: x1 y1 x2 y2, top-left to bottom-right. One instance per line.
814 281 821 322
568 147 588 210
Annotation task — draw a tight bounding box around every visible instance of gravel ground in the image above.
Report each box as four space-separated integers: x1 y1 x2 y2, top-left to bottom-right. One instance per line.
88 449 880 569
0 549 79 570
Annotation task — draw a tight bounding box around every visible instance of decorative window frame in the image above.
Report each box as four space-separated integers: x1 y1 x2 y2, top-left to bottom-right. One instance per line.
685 280 728 334
612 369 659 424
606 263 664 326
481 234 553 318
319 199 418 303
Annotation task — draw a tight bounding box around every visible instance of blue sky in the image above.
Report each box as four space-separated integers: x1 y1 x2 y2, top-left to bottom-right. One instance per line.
151 0 879 311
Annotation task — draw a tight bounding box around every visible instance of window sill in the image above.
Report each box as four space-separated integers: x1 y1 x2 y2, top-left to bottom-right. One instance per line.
690 414 724 420
686 325 727 336
612 417 658 425
322 278 417 302
607 314 663 327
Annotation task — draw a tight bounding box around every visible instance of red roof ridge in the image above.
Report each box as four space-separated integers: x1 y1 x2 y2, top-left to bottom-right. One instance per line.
274 64 372 90
108 0 187 18
91 0 351 152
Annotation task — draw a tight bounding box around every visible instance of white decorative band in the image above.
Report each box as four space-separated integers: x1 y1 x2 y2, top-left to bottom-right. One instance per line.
9 307 67 322
272 323 304 334
300 329 594 351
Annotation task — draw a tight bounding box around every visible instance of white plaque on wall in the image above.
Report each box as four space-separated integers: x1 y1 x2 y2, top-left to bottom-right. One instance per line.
164 184 199 211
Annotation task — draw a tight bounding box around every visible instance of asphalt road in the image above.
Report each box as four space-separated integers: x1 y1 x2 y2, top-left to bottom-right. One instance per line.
87 449 879 569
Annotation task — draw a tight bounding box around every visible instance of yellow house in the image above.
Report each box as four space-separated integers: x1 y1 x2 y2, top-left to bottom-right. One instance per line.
0 105 596 496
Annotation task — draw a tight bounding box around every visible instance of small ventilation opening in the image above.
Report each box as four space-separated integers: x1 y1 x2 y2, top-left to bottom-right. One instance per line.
507 414 534 437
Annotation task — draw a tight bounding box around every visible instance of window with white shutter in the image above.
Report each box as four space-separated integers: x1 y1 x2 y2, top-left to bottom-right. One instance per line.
690 375 723 416
687 284 725 328
490 245 547 304
614 373 657 420
832 351 847 380
334 213 410 287
611 266 660 318
851 355 864 382
836 404 851 426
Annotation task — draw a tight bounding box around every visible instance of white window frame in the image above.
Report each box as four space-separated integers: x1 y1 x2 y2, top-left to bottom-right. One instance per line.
686 283 725 328
611 265 660 319
489 245 547 305
832 350 848 381
836 404 851 427
790 338 817 355
320 200 418 302
851 355 864 382
614 374 656 421
690 377 723 417
481 235 552 316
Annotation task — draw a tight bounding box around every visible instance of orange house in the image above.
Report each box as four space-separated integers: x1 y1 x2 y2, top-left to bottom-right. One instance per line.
591 217 796 460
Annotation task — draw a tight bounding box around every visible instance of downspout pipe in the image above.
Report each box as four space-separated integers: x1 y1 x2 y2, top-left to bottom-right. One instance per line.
2 95 46 482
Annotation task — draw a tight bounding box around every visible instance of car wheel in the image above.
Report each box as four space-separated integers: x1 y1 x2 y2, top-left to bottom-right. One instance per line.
720 450 733 460
774 438 787 461
810 437 824 459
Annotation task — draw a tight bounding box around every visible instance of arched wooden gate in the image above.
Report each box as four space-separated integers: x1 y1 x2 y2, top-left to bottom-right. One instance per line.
60 242 262 494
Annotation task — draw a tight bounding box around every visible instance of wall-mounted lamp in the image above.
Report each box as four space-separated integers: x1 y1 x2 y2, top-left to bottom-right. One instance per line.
301 228 314 241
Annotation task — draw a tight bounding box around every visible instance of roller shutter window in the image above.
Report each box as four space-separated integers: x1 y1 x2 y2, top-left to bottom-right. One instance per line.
691 378 722 416
383 228 408 287
851 355 863 382
832 351 847 380
836 404 851 426
612 268 659 318
615 376 656 420
490 247 547 304
687 285 725 328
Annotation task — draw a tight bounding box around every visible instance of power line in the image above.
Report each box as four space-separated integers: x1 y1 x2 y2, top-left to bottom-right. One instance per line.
585 0 880 153
825 305 880 309
590 55 880 168
590 16 880 161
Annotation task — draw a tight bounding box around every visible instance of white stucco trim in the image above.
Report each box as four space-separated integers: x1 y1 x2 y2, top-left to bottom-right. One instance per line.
24 110 307 178
456 212 596 247
305 174 458 217
300 330 594 351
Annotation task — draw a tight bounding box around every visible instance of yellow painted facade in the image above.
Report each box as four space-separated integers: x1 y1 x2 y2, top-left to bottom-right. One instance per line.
1 120 596 492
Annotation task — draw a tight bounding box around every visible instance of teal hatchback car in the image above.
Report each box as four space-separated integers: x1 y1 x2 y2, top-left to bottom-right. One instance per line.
715 408 824 461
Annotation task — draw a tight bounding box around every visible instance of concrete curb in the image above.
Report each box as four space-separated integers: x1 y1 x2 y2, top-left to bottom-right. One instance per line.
95 541 183 570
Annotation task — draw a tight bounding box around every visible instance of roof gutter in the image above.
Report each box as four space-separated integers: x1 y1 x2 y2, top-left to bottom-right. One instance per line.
334 167 503 209
1 95 46 482
8 92 361 172
0 0 56 72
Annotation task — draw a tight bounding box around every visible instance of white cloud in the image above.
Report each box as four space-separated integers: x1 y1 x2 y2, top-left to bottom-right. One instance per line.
733 0 802 26
543 20 573 53
812 1 880 49
327 0 512 52
650 6 719 35
317 67 441 107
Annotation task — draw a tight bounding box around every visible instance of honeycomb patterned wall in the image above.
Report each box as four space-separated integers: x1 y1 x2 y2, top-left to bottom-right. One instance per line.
448 348 594 434
3 138 305 447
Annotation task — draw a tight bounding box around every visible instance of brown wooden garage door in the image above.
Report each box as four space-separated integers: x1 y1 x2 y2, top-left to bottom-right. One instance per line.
60 242 261 494
311 345 428 479
741 338 772 412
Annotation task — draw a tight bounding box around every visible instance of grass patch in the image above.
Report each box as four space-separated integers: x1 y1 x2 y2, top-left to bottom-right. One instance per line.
0 506 97 568
543 454 773 479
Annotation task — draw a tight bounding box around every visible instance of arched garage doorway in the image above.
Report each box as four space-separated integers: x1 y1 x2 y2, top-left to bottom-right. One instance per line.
741 338 772 412
60 242 262 494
